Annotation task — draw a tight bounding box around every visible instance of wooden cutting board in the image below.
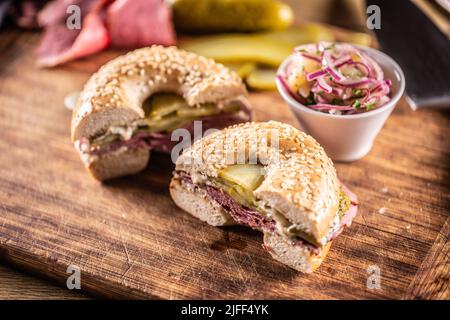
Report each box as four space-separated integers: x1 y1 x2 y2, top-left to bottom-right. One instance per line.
0 31 449 300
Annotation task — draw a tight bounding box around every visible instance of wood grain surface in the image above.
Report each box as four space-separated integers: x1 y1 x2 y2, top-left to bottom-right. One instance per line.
0 30 449 300
0 264 88 300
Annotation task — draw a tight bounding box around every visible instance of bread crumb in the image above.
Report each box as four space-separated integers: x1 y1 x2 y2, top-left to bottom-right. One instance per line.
64 91 80 110
379 207 387 214
380 187 389 194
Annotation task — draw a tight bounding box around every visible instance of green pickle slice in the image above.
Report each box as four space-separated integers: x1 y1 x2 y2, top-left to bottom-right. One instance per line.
215 164 351 248
145 93 187 119
217 164 265 208
92 93 244 148
219 164 265 191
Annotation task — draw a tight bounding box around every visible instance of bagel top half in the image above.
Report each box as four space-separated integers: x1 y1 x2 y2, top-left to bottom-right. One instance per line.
71 45 247 142
173 121 341 243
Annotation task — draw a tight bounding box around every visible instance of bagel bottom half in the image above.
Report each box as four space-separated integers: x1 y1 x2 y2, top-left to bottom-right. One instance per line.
169 178 330 273
88 148 150 181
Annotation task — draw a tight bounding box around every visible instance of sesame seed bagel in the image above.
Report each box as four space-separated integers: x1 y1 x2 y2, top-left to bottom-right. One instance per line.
174 121 340 242
70 45 249 180
71 45 246 142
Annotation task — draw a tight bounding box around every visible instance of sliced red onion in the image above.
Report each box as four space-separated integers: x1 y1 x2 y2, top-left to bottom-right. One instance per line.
354 61 371 77
364 53 384 80
332 87 344 96
317 78 332 93
334 55 352 68
316 95 329 104
284 43 392 115
325 66 345 82
370 81 390 97
299 52 321 63
322 50 334 67
306 69 327 81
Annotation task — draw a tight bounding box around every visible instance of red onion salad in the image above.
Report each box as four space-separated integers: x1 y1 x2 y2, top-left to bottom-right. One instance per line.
278 42 392 115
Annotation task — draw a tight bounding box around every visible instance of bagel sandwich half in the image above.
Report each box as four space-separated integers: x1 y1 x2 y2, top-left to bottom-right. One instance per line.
170 121 359 273
71 45 251 181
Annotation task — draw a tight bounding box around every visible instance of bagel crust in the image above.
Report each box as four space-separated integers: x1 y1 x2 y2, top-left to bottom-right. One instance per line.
175 121 340 242
71 45 246 142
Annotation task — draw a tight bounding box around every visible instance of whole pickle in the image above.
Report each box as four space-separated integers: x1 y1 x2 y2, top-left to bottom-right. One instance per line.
172 0 293 32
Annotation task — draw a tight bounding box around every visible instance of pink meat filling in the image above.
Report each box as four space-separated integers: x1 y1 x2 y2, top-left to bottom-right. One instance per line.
82 104 251 156
177 172 359 255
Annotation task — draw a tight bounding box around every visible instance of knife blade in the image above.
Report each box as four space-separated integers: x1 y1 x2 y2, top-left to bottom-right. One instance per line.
366 0 450 109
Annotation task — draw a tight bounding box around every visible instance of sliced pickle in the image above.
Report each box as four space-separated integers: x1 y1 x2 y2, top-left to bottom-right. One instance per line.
180 35 293 67
142 116 186 133
180 24 336 69
219 164 265 191
146 93 187 119
224 62 256 78
227 186 255 208
263 24 336 47
245 67 277 91
176 103 219 118
92 133 121 147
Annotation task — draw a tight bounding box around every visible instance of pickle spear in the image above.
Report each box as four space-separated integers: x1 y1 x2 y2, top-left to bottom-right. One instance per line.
223 62 256 79
181 35 292 67
262 23 336 47
245 67 277 91
172 0 293 33
180 24 337 68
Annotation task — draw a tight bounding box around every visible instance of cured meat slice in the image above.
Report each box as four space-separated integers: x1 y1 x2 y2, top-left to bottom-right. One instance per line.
107 0 176 48
36 0 110 67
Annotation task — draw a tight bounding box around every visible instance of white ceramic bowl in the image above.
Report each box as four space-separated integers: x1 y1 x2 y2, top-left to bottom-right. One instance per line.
276 44 405 162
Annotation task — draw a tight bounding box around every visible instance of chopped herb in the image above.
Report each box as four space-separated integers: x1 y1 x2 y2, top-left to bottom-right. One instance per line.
352 89 362 97
352 100 361 109
325 43 336 50
365 102 376 110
